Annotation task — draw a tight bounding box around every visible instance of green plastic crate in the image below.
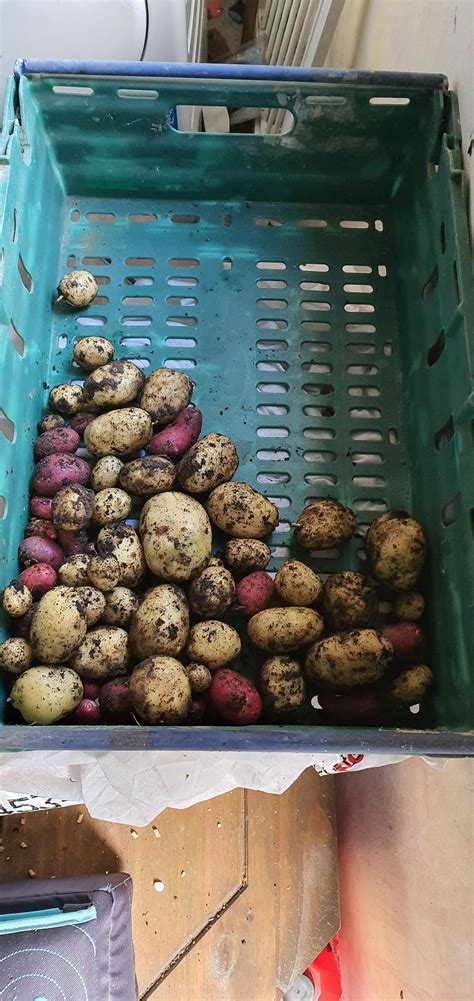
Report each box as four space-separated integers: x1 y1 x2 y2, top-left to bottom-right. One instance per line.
0 61 472 752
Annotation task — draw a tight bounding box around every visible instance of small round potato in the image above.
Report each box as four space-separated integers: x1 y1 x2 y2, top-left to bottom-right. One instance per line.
101 587 140 627
260 656 305 713
365 512 426 591
140 492 212 582
247 607 323 653
294 499 356 550
73 335 114 371
177 433 239 494
2 581 32 617
84 407 152 457
97 524 145 587
223 538 271 574
139 368 193 426
91 455 124 491
48 383 84 417
11 666 83 724
30 586 87 664
186 621 241 671
274 560 322 607
75 586 106 625
390 664 433 704
38 414 66 434
87 554 121 591
129 585 189 659
69 626 129 679
119 456 175 497
185 663 212 694
188 565 235 620
52 484 95 531
129 656 191 724
58 554 91 586
392 591 425 622
83 360 144 409
207 483 278 539
0 637 33 674
305 628 393 689
322 572 378 631
92 487 132 526
58 270 97 307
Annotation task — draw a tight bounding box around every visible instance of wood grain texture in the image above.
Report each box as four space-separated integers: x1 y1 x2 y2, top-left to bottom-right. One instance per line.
0 767 338 1000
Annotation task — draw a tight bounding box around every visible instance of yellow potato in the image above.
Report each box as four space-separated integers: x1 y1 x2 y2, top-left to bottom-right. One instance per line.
177 433 239 494
52 484 94 531
223 538 271 573
129 656 191 723
92 487 132 526
68 626 129 679
139 368 193 426
140 492 212 582
260 656 305 713
390 664 433 704
101 587 140 627
97 524 145 587
392 591 425 622
11 666 83 724
247 607 323 653
83 360 144 409
188 565 235 619
322 572 377 631
73 335 114 371
30 586 87 664
48 383 84 416
90 455 124 491
2 581 32 617
186 621 241 671
87 554 121 592
84 407 152 457
119 456 175 497
129 585 189 658
305 628 393 688
274 560 322 607
294 499 355 550
366 513 426 591
206 482 278 539
0 638 33 675
75 586 107 625
58 554 91 587
185 663 212 694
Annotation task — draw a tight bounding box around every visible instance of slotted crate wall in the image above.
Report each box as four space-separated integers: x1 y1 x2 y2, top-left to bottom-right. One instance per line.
0 65 472 751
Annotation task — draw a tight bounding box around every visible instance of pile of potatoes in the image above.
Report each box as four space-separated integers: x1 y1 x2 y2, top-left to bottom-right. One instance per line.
0 274 433 727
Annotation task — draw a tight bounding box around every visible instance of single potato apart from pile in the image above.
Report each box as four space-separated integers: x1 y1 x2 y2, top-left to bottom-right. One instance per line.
139 368 193 426
223 538 271 574
140 492 212 582
248 607 323 653
129 656 191 724
58 270 97 308
119 456 175 497
0 637 33 674
83 360 144 409
188 565 235 619
186 621 241 671
305 628 393 689
177 433 239 494
84 407 152 457
322 571 378 631
274 560 322 607
207 482 278 539
294 499 356 550
30 586 87 664
260 656 306 714
73 335 114 371
11 666 83 724
365 511 426 591
129 584 189 659
68 626 129 679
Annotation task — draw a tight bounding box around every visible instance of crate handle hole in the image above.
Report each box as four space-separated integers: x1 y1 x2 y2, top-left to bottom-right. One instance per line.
17 255 33 292
8 320 25 357
422 265 438 300
257 472 290 484
427 330 445 366
256 404 289 416
257 261 286 271
0 409 15 442
370 96 410 105
117 88 159 100
0 495 6 518
434 416 454 451
256 427 289 439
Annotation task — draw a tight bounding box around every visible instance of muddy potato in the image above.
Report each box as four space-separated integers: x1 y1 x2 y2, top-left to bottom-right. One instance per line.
73 335 114 371
305 628 393 689
75 586 106 625
186 621 241 671
83 360 144 409
129 585 189 659
139 368 193 426
30 586 87 663
129 656 191 724
365 511 426 591
90 456 124 491
58 270 97 307
392 591 425 622
87 554 121 592
188 565 235 620
207 482 278 539
260 656 305 714
177 433 239 494
0 638 33 675
84 407 152 457
185 663 212 694
52 484 95 532
119 456 175 497
97 524 145 587
11 666 83 724
223 538 271 574
48 383 84 417
390 664 433 704
248 607 323 653
92 487 132 526
294 499 356 550
102 587 140 627
58 553 91 586
274 561 322 607
322 572 378 631
140 492 212 582
69 626 129 679
2 581 32 617
38 413 66 434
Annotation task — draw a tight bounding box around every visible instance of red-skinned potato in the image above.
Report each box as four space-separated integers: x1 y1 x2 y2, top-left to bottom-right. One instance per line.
34 427 80 459
19 564 57 597
148 405 202 459
56 529 91 556
207 669 262 725
30 496 54 521
317 690 383 723
73 699 101 724
25 518 57 541
19 537 64 571
31 453 90 497
99 678 131 720
236 572 274 618
381 622 424 663
70 412 96 435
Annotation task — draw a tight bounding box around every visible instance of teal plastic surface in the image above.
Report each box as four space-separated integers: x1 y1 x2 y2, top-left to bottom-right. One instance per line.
0 70 472 749
0 905 96 935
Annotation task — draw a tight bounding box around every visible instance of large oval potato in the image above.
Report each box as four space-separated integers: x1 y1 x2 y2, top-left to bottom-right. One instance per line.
129 585 189 658
365 512 426 591
139 369 193 426
304 628 393 688
11 666 83 724
247 607 323 653
84 408 152 457
206 482 278 539
129 656 191 724
140 492 212 582
97 524 146 587
188 565 235 619
119 456 175 497
294 499 355 550
177 433 239 494
274 560 322 607
30 586 87 663
186 621 241 671
83 360 144 409
68 626 129 679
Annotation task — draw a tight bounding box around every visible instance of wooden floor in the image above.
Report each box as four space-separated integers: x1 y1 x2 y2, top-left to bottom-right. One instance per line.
0 767 338 1000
